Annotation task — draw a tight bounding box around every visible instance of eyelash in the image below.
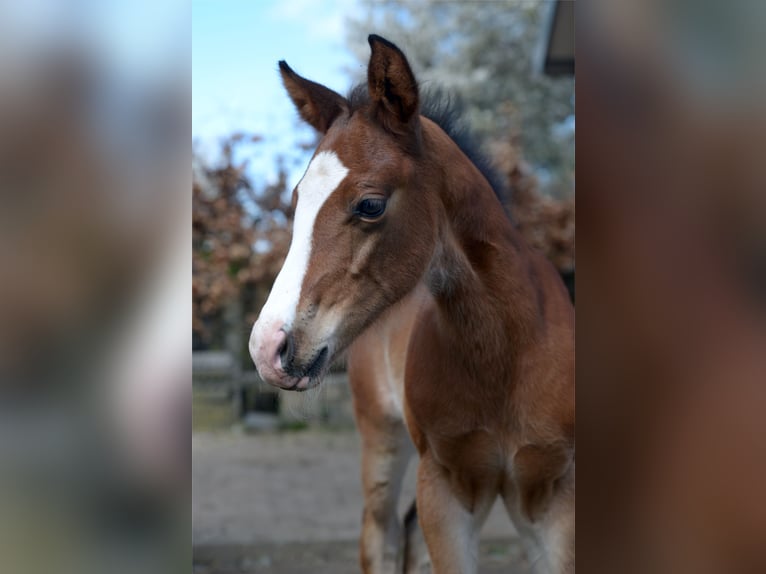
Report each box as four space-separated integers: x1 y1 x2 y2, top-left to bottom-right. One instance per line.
354 196 387 219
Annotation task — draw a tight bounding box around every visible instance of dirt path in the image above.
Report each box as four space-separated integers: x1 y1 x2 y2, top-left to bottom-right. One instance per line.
193 429 531 572
193 540 532 574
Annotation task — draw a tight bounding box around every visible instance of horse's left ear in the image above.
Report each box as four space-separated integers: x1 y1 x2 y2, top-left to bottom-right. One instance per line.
279 61 348 133
367 35 419 131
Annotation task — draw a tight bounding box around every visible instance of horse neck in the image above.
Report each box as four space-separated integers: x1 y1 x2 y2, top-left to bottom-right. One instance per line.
421 121 541 357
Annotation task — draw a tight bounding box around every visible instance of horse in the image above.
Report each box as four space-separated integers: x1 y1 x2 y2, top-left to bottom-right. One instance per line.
250 35 575 574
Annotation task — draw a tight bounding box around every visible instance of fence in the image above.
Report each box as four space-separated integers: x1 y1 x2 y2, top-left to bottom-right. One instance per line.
192 350 355 430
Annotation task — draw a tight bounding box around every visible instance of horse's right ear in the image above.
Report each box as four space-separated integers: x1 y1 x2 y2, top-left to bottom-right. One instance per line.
279 61 348 133
367 34 419 132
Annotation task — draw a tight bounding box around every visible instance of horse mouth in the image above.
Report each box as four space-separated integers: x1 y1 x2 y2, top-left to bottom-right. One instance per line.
285 346 330 392
305 346 329 379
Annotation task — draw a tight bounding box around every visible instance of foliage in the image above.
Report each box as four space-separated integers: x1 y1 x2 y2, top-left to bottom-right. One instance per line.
345 0 574 194
485 139 574 277
192 134 293 345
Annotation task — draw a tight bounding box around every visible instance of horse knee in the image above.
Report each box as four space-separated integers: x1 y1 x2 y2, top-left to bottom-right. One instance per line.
363 490 396 524
514 443 573 523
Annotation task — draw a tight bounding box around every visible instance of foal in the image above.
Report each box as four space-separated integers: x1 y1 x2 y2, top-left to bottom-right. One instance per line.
250 35 574 574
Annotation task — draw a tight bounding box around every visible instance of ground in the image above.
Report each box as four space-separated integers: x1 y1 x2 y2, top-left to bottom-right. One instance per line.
193 426 533 573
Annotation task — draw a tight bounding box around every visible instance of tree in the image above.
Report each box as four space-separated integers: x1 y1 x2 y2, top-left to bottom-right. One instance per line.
345 0 574 195
192 134 293 348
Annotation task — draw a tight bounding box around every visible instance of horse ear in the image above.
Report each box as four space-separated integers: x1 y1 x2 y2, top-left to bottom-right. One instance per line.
279 61 347 133
367 35 419 130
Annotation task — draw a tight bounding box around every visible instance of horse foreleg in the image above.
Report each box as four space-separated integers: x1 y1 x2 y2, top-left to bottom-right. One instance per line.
416 454 494 574
349 291 427 573
357 419 413 574
536 464 575 574
501 454 575 574
403 499 432 574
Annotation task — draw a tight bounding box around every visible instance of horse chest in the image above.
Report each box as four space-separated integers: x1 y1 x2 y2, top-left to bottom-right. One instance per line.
405 302 507 405
403 321 513 472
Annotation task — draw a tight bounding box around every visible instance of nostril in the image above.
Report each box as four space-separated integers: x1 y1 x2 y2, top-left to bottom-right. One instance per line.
278 330 295 370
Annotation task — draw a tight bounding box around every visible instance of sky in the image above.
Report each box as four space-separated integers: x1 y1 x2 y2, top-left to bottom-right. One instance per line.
192 0 363 186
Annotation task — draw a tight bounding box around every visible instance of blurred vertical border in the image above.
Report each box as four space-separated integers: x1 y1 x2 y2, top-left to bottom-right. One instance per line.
0 1 189 573
577 1 766 572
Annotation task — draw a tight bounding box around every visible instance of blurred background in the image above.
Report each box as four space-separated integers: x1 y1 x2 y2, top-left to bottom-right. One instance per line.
192 1 573 572
578 1 766 573
0 0 188 573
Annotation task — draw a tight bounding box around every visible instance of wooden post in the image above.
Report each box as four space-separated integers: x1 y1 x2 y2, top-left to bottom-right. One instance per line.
224 296 244 418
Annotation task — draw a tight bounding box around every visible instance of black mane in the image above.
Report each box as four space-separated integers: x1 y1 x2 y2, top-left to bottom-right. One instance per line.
347 84 508 208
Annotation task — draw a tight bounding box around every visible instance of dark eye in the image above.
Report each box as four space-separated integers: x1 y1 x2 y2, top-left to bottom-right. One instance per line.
355 196 387 220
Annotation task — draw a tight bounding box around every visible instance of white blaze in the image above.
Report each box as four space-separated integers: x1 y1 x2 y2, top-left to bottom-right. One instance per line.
254 150 349 332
